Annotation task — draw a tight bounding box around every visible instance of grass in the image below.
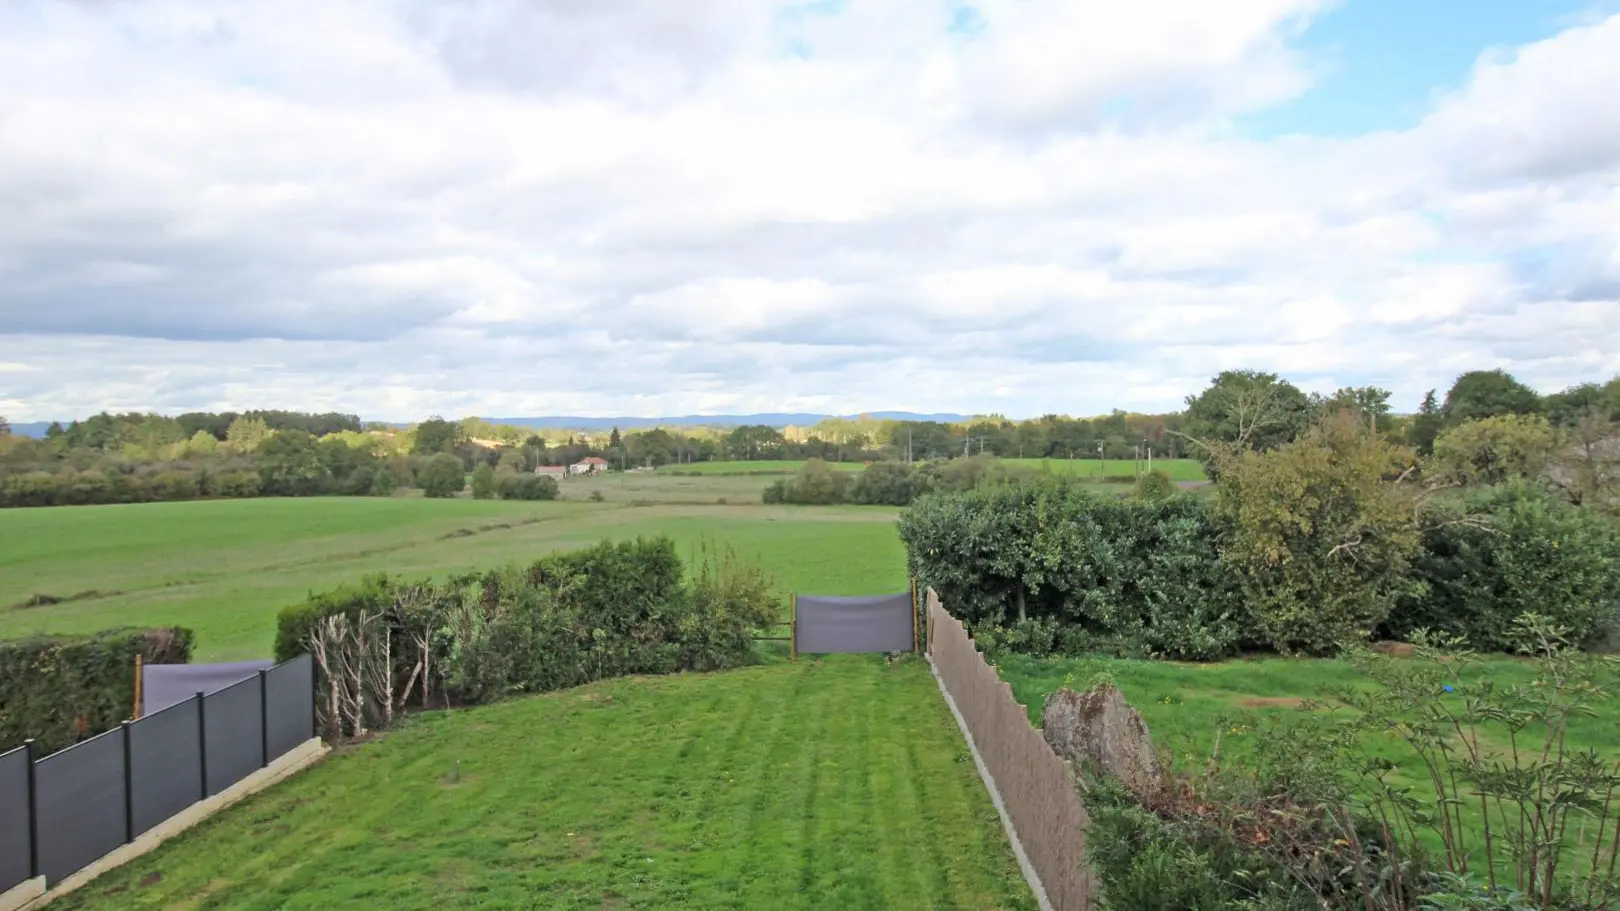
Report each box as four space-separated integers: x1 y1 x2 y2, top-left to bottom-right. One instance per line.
59 656 1035 911
0 497 907 661
995 651 1620 864
998 458 1207 481
659 460 866 475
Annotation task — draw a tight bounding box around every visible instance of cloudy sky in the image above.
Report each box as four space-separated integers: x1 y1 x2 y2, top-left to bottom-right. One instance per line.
2 0 1619 423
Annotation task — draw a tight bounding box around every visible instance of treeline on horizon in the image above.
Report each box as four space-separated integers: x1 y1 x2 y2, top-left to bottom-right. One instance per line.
1 367 1617 508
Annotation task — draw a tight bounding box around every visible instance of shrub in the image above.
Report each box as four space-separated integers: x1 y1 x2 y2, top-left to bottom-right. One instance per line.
851 460 923 505
496 473 557 501
0 627 194 754
470 463 496 499
1430 414 1560 487
1387 481 1620 651
273 572 396 662
1209 411 1421 655
758 458 851 505
419 453 465 498
1132 469 1177 503
212 470 263 498
901 480 1246 660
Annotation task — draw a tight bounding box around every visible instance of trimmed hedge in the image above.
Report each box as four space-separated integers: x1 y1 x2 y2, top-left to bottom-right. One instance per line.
0 627 194 754
900 480 1246 660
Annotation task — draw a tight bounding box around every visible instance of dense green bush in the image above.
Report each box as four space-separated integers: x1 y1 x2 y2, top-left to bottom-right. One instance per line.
0 627 194 754
850 460 922 505
900 480 1246 660
761 458 851 505
1387 482 1620 651
274 537 779 735
470 463 496 499
419 453 465 498
495 473 558 500
1132 469 1177 503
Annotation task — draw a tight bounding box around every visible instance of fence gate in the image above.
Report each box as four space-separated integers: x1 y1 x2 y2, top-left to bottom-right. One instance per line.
792 585 919 658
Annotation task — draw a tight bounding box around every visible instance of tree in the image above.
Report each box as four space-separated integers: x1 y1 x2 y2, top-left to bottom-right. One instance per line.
411 416 463 456
1443 369 1541 423
1549 410 1620 513
609 427 621 449
1210 410 1421 655
418 453 465 498
0 415 9 437
227 415 272 453
470 463 496 499
256 430 332 496
1429 413 1560 488
184 430 219 457
1544 378 1620 428
1180 370 1313 474
1408 390 1444 456
1132 469 1177 503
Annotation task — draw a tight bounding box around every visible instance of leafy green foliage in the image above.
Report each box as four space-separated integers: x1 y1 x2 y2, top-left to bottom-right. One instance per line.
274 537 780 734
900 480 1246 660
851 460 923 505
1132 469 1177 503
1181 369 1313 466
410 416 463 455
1412 389 1447 456
418 453 465 498
0 626 194 754
1444 369 1543 423
1210 411 1421 655
470 463 496 499
494 472 557 500
761 457 852 504
1389 482 1620 651
1430 414 1560 487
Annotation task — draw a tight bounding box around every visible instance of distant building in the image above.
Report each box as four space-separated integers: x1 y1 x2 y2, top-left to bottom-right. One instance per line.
570 456 610 475
536 466 567 479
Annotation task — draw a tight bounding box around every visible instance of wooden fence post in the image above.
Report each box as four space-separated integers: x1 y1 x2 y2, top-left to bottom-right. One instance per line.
132 654 143 720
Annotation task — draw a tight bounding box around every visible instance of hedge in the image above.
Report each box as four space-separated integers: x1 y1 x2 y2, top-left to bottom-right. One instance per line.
0 627 194 754
1387 481 1620 652
899 480 1246 660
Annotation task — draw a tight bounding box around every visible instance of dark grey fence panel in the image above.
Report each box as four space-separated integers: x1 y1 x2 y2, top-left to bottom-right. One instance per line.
264 654 314 759
203 677 262 797
128 699 202 837
796 593 915 654
0 746 31 891
143 661 273 716
34 730 125 883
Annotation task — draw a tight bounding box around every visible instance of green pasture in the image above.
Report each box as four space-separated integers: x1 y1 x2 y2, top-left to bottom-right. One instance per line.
60 657 1035 911
0 497 906 661
659 460 866 475
998 458 1206 481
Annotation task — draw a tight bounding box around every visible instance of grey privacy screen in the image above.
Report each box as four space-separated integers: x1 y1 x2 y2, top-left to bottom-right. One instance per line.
143 660 273 716
0 747 30 892
795 593 915 654
127 699 203 837
264 655 314 759
203 676 263 797
34 730 126 884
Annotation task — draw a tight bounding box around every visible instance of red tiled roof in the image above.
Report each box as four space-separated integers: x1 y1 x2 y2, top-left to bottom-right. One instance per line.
579 457 610 465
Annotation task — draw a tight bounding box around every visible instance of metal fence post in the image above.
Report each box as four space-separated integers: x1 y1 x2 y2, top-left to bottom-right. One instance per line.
24 739 39 879
258 669 270 768
196 691 208 800
121 721 134 844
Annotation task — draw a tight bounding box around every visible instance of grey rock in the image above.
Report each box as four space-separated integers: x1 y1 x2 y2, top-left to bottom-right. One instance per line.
1042 683 1160 798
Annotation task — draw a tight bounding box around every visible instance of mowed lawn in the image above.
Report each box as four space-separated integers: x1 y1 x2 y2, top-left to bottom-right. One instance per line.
59 657 1036 911
0 498 907 661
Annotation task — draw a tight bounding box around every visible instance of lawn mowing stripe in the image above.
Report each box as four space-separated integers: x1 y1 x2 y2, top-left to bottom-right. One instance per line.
794 661 832 899
733 661 816 908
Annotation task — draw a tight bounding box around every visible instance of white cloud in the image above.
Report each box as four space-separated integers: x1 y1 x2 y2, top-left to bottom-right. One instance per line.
0 0 1616 421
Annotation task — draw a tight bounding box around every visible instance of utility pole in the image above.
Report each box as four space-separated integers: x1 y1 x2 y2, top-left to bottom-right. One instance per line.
1096 441 1104 480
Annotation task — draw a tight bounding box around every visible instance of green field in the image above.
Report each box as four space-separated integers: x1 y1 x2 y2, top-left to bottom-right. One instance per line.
660 460 866 475
0 497 906 661
60 657 1034 911
998 458 1207 481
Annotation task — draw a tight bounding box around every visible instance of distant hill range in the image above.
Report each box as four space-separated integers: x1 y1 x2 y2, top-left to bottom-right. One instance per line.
5 412 974 438
480 412 972 431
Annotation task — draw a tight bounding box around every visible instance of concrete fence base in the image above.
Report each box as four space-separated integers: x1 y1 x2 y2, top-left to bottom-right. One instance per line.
19 737 329 910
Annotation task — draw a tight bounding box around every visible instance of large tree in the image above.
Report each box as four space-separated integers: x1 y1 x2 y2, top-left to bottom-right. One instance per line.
411 416 463 455
1408 390 1445 456
1443 369 1541 423
1180 369 1313 465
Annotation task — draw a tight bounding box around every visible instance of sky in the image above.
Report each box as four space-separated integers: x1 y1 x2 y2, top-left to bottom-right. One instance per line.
1 0 1618 423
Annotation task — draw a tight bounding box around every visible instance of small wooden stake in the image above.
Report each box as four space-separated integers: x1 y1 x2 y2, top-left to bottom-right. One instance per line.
132 654 143 720
911 578 919 654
